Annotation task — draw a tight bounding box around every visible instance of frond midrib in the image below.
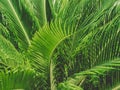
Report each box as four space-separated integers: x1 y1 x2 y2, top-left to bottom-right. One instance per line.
8 0 31 45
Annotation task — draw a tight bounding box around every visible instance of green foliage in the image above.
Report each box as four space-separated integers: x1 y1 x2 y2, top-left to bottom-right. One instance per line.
0 0 120 90
0 35 23 70
0 68 36 90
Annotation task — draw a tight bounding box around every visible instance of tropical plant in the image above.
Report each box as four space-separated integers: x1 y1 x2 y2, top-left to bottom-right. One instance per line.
0 0 120 90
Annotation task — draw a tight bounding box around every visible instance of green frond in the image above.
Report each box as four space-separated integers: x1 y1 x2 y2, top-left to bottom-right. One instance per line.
0 68 36 90
29 0 47 26
19 0 40 29
28 19 74 89
0 35 24 69
54 1 120 89
0 23 9 38
29 19 74 70
0 0 119 90
59 58 120 90
48 0 69 18
0 0 40 50
0 0 30 46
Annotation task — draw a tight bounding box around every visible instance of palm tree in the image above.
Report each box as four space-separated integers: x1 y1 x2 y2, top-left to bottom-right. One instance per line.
0 0 120 90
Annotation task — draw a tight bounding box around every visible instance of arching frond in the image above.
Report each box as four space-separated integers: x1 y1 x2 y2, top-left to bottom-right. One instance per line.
29 19 74 71
28 19 74 89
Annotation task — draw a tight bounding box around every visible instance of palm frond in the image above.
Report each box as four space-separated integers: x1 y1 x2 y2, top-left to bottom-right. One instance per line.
54 1 120 89
0 68 36 90
29 0 47 26
48 0 69 18
19 0 40 29
64 0 120 74
29 19 74 71
59 58 120 90
0 0 119 90
28 19 74 89
0 0 40 50
0 35 24 70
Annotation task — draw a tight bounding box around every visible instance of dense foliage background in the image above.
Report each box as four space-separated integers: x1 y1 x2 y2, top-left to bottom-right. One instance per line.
0 0 120 90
